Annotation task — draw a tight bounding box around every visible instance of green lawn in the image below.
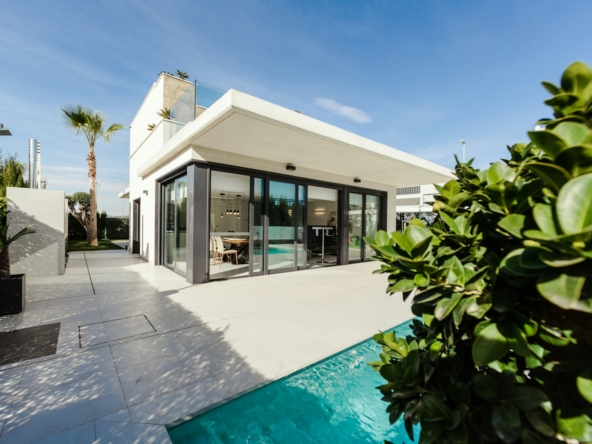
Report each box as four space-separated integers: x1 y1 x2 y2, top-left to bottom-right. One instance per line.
68 240 124 251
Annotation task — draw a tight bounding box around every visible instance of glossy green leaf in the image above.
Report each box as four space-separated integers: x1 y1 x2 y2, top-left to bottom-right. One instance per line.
526 162 572 192
528 130 567 159
557 411 592 442
498 214 526 238
435 292 462 321
375 230 390 247
487 162 517 185
411 236 433 259
541 80 561 95
532 203 558 236
413 273 429 287
519 247 548 270
390 279 416 293
499 322 533 358
409 218 425 228
537 271 586 311
508 387 548 411
555 145 592 176
392 231 413 254
560 61 592 95
577 367 592 403
472 323 510 366
553 121 592 146
539 252 585 267
422 395 452 421
557 173 592 235
446 256 465 285
525 408 556 437
439 211 460 234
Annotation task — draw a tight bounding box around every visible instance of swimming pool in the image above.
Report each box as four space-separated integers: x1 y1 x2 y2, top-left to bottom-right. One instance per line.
167 320 415 443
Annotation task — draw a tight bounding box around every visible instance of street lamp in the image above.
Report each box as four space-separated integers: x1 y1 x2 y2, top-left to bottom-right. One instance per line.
0 124 12 136
460 139 466 163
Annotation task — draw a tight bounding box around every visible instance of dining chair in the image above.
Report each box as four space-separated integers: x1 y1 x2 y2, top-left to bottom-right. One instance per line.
213 236 238 267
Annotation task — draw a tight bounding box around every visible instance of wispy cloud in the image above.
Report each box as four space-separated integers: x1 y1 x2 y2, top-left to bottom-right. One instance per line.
314 98 372 123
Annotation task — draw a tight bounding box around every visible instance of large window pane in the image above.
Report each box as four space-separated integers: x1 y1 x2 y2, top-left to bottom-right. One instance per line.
348 193 363 262
297 185 306 268
364 195 380 260
268 180 296 271
164 182 175 267
307 186 338 268
210 171 250 279
252 178 264 275
175 177 187 273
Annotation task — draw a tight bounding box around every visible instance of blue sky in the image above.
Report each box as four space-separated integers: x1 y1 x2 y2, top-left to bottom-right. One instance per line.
1 0 591 215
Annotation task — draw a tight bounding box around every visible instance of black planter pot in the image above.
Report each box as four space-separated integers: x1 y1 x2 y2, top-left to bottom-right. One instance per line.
0 274 26 316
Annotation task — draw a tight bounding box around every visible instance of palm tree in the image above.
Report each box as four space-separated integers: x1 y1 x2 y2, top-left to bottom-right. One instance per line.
62 104 124 246
176 70 189 80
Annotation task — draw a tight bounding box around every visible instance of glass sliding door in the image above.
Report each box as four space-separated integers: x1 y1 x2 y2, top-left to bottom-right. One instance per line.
364 195 381 260
307 186 339 268
175 177 187 273
163 175 187 274
268 180 297 272
348 193 363 262
250 177 265 276
210 171 250 280
297 185 307 269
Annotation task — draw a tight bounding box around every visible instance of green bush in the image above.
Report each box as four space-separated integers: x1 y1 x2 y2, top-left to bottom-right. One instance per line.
366 61 592 443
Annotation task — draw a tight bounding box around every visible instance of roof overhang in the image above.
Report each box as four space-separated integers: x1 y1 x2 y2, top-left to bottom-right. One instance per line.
118 187 130 199
137 90 454 187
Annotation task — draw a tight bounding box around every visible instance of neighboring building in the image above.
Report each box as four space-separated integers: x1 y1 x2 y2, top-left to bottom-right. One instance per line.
395 184 442 230
120 73 453 284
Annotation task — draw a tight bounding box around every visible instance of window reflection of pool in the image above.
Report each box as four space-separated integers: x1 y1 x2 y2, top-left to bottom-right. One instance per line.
167 321 416 443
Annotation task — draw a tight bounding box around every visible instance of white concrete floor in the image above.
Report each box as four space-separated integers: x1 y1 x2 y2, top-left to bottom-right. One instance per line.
0 250 412 443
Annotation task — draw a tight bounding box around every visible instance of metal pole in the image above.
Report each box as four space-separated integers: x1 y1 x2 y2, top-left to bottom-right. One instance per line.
460 139 466 163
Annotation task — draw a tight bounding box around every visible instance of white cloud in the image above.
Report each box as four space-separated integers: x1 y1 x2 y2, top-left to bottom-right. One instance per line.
314 98 372 123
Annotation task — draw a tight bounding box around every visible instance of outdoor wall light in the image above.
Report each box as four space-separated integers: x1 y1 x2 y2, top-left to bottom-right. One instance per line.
143 190 148 195
354 178 361 183
286 164 296 171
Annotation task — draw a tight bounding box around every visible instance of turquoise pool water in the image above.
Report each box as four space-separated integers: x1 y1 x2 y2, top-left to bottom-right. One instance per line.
167 321 415 443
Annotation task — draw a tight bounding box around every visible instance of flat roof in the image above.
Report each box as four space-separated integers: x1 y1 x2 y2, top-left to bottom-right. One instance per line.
137 90 454 186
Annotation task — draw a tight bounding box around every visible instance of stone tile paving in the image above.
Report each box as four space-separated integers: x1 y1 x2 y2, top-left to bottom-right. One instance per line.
0 250 412 443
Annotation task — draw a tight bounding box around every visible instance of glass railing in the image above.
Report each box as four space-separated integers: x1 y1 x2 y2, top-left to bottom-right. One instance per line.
196 81 226 109
168 78 227 125
163 120 186 144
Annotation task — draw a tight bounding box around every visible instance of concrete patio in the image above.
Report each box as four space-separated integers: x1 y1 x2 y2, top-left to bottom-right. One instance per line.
0 250 412 443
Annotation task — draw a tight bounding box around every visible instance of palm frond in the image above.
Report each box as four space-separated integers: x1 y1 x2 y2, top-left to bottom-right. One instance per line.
104 123 125 142
5 226 35 245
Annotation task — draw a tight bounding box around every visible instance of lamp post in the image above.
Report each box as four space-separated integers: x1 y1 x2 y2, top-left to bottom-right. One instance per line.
460 139 466 163
0 124 12 136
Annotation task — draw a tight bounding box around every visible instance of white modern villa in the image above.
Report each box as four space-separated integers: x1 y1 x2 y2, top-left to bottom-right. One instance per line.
120 74 453 284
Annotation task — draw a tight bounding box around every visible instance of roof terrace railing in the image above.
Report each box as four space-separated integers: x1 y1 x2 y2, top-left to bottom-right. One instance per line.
170 79 227 125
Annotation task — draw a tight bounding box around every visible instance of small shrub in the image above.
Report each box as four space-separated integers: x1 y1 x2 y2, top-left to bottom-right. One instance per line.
366 61 592 443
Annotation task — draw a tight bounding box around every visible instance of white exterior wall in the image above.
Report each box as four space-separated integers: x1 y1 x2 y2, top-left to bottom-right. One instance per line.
7 188 67 276
130 77 165 155
396 183 442 214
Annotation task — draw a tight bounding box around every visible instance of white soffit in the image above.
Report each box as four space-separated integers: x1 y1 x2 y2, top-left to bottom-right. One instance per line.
138 90 454 186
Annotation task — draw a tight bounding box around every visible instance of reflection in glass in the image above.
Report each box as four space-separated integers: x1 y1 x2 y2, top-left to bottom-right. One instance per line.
268 181 296 271
348 193 363 262
175 177 187 272
297 185 306 268
252 178 264 275
164 181 175 267
364 195 380 260
163 175 187 273
210 171 250 279
307 186 338 268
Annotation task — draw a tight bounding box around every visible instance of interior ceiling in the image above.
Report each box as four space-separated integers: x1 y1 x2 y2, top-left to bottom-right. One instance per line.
192 112 451 187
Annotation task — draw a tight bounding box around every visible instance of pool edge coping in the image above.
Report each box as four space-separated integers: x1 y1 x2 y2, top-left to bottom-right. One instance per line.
165 317 415 431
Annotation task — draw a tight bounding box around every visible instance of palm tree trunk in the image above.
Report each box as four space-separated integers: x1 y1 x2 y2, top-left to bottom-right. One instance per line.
87 144 98 246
